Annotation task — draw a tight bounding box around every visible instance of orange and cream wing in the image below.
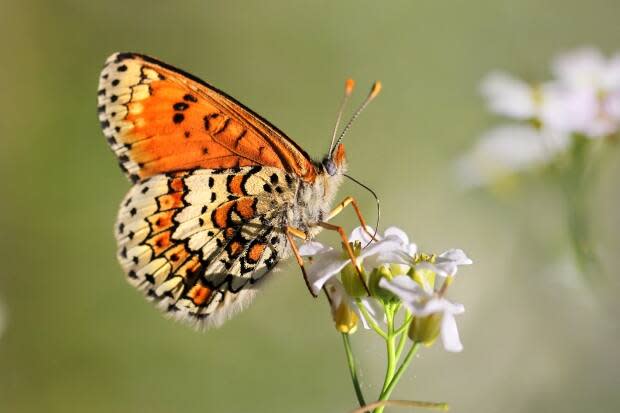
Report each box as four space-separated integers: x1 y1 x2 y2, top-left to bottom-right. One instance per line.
116 165 297 327
97 52 316 183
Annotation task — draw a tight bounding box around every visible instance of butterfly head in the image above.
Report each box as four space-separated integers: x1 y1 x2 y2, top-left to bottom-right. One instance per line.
322 143 347 176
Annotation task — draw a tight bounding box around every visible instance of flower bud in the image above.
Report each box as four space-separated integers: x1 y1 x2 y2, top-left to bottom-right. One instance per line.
369 266 398 303
340 241 367 298
333 301 359 334
341 263 368 297
408 313 442 346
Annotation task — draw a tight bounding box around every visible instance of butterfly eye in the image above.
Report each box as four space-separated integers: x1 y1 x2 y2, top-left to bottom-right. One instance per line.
323 158 338 176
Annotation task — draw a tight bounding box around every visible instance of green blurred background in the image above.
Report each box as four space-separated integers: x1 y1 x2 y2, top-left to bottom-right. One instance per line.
1 1 619 412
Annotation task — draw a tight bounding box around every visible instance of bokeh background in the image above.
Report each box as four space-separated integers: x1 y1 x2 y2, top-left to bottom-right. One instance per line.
1 1 619 412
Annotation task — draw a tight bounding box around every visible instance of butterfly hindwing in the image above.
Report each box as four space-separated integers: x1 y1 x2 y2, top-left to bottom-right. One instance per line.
97 52 316 183
116 166 297 327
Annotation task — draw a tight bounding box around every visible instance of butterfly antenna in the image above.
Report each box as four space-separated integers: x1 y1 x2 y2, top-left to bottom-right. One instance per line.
329 79 356 156
344 174 381 248
331 81 382 157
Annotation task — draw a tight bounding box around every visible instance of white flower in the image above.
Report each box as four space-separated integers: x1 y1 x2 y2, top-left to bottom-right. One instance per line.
379 276 465 352
550 47 620 137
349 226 417 268
299 227 405 294
480 71 586 132
297 243 383 331
455 124 570 188
417 249 473 278
480 48 620 140
552 47 616 90
480 71 539 119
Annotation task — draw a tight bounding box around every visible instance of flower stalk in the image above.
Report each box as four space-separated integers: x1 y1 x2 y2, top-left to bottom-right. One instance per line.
342 333 366 407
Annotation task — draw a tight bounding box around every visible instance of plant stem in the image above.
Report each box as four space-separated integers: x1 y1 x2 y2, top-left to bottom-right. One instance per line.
394 313 413 336
349 399 449 413
342 333 367 407
374 306 397 413
356 299 388 339
562 136 601 279
379 343 421 404
395 327 409 361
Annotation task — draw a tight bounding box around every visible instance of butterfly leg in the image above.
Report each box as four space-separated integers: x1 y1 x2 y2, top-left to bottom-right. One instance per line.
285 226 319 298
327 196 377 241
317 221 371 295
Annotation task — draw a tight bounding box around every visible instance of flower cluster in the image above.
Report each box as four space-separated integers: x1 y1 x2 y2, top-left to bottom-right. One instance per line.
300 226 472 352
457 46 620 188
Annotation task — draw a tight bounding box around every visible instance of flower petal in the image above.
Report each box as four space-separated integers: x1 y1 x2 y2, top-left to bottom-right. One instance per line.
480 71 536 119
455 124 569 188
440 312 464 352
361 235 413 270
359 236 404 260
552 47 607 89
407 243 418 256
355 297 385 329
383 227 410 245
324 278 346 308
306 250 349 294
379 276 429 312
438 249 473 265
418 249 474 277
298 241 332 256
349 226 377 244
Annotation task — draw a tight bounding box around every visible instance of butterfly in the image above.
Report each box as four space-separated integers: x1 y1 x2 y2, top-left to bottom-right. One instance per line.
97 52 380 328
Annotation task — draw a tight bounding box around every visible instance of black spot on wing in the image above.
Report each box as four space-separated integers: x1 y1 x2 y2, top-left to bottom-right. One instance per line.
173 102 189 111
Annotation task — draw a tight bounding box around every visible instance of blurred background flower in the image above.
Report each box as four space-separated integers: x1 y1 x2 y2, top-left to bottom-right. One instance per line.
1 1 619 413
458 46 619 282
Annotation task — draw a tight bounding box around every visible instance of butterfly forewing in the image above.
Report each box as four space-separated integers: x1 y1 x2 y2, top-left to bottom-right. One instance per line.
97 52 316 183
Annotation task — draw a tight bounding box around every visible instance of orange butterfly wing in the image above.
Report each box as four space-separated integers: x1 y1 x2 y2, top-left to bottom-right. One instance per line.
97 52 317 183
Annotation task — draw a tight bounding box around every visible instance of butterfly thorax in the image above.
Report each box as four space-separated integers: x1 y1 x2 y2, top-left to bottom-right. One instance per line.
286 155 347 235
288 172 339 234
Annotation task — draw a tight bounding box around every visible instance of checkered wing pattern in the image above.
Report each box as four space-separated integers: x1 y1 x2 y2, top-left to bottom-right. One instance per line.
116 166 297 327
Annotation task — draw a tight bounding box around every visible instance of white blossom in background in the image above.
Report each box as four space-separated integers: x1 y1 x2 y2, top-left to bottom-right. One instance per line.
456 124 570 188
480 71 539 119
480 71 578 132
551 47 620 137
460 46 620 188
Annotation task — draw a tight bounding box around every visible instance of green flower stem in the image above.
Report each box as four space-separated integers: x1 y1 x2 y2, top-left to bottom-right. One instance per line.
382 309 397 391
394 313 413 336
374 306 398 413
342 333 367 407
378 343 421 404
351 399 449 413
395 327 409 361
356 299 388 339
562 136 601 279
